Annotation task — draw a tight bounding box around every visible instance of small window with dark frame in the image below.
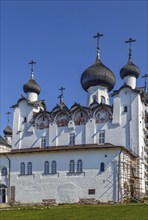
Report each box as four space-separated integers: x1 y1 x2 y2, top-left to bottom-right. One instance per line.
99 130 105 144
77 159 83 172
88 189 95 195
69 160 75 173
124 106 128 112
20 162 25 175
51 160 57 174
23 117 27 123
41 136 46 148
27 162 32 175
100 162 105 172
44 161 49 174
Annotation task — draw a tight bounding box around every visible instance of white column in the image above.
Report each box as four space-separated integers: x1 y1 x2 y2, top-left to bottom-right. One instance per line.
87 86 110 106
27 92 38 102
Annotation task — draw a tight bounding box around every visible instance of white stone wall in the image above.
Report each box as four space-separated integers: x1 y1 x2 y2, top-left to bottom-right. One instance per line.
12 100 43 149
12 87 144 153
10 86 147 196
9 148 120 203
87 86 109 105
123 76 136 89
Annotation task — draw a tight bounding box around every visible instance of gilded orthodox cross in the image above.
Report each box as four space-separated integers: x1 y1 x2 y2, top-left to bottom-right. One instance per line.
142 74 148 92
28 60 36 79
93 32 103 59
125 38 136 60
6 112 11 125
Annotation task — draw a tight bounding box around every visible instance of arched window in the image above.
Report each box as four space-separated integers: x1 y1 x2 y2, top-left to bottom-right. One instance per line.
27 162 32 175
100 162 105 172
69 160 75 173
1 167 7 176
77 159 83 172
51 161 57 174
44 161 49 174
20 162 25 175
101 96 106 104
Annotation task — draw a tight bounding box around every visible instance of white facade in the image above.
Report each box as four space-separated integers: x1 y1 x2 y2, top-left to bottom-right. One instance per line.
9 148 120 203
0 42 148 204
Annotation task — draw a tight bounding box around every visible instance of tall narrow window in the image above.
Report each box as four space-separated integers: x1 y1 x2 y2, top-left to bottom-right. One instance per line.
77 159 83 172
1 167 7 176
44 161 49 174
41 136 46 148
101 96 106 104
69 160 75 173
23 117 27 123
20 162 25 175
124 106 128 112
100 162 105 172
51 161 57 174
99 130 105 144
27 162 32 175
69 133 75 146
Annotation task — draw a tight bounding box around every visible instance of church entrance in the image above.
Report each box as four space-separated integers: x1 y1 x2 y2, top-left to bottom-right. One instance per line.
0 184 7 203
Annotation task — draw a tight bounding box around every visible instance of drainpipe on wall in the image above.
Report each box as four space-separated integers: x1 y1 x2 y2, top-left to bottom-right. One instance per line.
5 154 11 203
118 148 122 202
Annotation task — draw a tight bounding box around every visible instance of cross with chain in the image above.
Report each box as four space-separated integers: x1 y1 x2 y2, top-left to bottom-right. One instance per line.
93 32 103 59
142 74 148 92
125 38 136 60
6 112 11 125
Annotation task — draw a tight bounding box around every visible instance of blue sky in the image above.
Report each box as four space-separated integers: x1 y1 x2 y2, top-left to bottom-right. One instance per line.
0 0 148 135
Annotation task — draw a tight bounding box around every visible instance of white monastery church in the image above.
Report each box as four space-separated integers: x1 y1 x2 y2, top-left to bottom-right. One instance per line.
0 34 148 204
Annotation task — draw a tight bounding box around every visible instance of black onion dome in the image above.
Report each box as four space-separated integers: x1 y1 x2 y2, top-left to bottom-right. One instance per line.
3 125 12 136
120 59 140 79
23 79 41 95
81 59 116 92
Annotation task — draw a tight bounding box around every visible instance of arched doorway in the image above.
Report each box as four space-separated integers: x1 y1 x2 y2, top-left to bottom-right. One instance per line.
57 183 79 203
0 184 7 203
